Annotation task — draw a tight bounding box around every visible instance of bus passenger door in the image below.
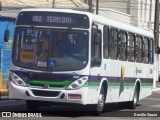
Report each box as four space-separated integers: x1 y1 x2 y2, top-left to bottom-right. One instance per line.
90 26 102 75
89 25 103 102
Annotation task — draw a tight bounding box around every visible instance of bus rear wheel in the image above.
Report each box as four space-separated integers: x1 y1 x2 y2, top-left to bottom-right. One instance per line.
129 84 139 109
26 100 40 111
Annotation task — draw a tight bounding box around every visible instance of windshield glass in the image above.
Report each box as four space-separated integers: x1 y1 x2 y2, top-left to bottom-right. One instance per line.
12 27 88 71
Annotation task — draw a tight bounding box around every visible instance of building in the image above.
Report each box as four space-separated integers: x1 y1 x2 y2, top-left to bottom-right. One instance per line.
0 15 15 95
1 0 88 9
91 0 155 30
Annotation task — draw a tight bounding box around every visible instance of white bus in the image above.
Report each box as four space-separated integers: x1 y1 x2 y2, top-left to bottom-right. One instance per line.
6 9 154 115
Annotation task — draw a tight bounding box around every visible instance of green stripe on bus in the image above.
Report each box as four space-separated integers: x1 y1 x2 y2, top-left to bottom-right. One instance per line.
30 80 72 86
141 83 153 86
108 83 120 86
28 79 153 88
83 82 100 87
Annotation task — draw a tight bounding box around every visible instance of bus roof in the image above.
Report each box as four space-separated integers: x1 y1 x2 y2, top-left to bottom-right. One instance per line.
91 14 154 38
20 8 154 38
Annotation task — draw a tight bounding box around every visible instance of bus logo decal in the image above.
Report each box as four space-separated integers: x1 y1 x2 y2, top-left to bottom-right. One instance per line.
121 66 125 80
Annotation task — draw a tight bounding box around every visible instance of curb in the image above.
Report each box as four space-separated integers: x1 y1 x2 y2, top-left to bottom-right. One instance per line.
152 88 160 92
0 100 25 107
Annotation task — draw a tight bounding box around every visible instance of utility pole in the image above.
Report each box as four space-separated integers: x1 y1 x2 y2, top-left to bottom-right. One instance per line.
154 0 160 86
88 0 93 13
0 1 2 11
96 0 99 15
154 0 159 53
52 0 55 8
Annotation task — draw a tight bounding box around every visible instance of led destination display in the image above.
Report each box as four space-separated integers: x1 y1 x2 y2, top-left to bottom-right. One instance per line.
16 12 89 28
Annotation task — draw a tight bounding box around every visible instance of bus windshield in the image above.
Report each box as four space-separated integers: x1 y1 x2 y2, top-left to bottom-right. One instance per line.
12 27 88 71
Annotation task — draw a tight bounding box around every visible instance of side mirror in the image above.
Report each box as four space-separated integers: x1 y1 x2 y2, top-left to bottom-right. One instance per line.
4 29 10 42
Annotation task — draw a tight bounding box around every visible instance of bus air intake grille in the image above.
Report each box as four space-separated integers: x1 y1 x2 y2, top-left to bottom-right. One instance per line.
29 83 65 88
31 90 60 97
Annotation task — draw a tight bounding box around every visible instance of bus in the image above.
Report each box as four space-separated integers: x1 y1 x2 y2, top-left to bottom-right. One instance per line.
5 8 154 115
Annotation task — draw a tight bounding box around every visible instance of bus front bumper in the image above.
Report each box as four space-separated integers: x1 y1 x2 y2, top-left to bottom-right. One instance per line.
9 81 89 105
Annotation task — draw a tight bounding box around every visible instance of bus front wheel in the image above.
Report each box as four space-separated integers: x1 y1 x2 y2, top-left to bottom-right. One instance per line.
93 85 105 116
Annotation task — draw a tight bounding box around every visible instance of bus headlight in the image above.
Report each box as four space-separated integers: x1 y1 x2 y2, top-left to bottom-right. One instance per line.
9 71 26 87
66 76 88 90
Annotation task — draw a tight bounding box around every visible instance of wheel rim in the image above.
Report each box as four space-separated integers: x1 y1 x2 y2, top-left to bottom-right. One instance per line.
97 92 105 112
133 87 138 106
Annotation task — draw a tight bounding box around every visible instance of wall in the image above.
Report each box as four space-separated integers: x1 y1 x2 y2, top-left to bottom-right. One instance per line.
0 17 15 81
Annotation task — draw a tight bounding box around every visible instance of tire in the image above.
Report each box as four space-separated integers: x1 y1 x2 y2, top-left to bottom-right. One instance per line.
93 85 105 116
26 100 40 111
129 85 139 109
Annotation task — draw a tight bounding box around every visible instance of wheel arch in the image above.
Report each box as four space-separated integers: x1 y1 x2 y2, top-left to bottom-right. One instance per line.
98 78 108 103
135 79 141 93
131 79 141 101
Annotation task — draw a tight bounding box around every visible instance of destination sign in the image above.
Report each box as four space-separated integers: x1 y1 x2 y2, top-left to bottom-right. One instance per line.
32 15 72 24
16 12 89 29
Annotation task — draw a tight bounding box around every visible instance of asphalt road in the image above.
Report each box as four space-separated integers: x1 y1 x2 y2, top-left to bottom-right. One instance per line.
0 90 160 119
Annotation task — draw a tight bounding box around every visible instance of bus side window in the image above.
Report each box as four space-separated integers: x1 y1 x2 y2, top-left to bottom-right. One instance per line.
103 26 109 58
119 31 127 61
91 26 102 67
109 28 118 59
142 38 149 63
128 33 135 62
136 36 143 63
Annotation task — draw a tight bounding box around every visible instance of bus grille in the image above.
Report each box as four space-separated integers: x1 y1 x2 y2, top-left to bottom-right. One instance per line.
29 83 65 88
31 90 60 97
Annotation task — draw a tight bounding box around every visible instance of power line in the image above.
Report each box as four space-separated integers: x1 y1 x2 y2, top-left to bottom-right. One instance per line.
2 0 156 11
71 0 79 7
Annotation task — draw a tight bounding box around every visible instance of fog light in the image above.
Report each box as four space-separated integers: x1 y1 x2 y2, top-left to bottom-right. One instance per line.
68 94 82 99
78 80 82 84
71 84 78 89
13 75 18 80
17 80 23 85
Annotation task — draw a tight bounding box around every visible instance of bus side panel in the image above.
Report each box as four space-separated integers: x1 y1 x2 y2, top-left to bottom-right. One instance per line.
118 61 135 102
86 85 99 104
139 87 152 100
134 63 153 100
101 59 119 103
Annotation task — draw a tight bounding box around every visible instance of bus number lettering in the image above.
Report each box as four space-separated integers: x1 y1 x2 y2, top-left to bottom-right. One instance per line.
47 16 72 24
32 15 42 22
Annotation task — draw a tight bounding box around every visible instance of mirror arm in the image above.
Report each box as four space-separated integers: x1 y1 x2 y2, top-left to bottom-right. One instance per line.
157 46 160 54
4 29 10 42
